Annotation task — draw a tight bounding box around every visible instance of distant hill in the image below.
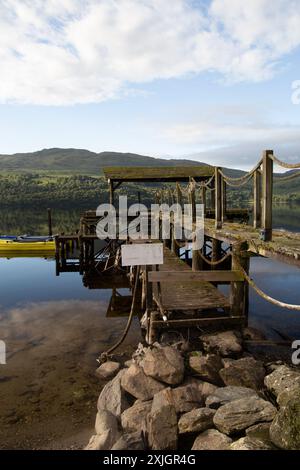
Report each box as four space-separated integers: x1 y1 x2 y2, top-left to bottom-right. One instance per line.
0 148 213 174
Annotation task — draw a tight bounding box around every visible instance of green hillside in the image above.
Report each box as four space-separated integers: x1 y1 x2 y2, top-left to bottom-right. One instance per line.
0 148 209 175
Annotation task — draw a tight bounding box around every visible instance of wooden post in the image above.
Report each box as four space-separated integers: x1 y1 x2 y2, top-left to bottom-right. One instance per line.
47 208 52 236
261 150 273 241
109 179 114 205
215 167 222 229
189 178 204 270
253 169 262 228
230 241 248 319
221 179 227 222
201 185 206 217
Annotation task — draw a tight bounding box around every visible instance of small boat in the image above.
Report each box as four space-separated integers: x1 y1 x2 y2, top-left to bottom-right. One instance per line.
0 235 55 251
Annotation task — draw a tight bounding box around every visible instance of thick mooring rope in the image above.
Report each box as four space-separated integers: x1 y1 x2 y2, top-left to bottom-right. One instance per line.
274 171 300 182
218 160 262 184
272 154 300 169
238 263 300 311
97 266 141 364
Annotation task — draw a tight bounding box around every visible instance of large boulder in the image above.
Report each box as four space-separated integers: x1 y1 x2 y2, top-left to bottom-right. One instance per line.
230 436 274 450
206 386 258 409
219 357 265 391
121 399 152 433
169 384 203 413
189 354 223 386
97 369 130 418
200 331 242 357
178 408 216 434
191 429 232 450
264 365 300 398
270 388 300 450
111 432 145 450
147 389 178 450
121 364 165 400
213 396 277 436
140 345 184 385
95 361 121 380
85 410 120 450
246 422 271 441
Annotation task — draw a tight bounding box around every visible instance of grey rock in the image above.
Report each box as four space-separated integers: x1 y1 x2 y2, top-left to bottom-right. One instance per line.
184 377 218 400
246 422 271 441
200 331 242 357
178 408 216 434
95 410 119 438
147 389 178 450
264 365 300 398
191 429 232 450
270 387 300 450
97 370 130 418
242 327 266 341
230 436 274 450
121 399 152 433
213 396 277 436
219 357 265 391
95 361 121 380
85 432 112 450
206 386 258 409
140 345 184 385
111 432 145 450
189 354 223 385
170 384 203 413
121 363 165 400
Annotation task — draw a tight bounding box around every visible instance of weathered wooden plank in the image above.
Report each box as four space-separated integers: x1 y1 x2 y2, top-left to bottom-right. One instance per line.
262 150 273 241
103 166 214 182
148 270 244 283
151 316 245 328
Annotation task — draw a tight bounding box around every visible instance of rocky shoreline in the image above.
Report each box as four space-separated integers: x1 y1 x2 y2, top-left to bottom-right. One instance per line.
85 329 300 451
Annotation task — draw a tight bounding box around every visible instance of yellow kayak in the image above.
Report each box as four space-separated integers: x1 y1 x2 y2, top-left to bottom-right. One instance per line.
0 236 55 252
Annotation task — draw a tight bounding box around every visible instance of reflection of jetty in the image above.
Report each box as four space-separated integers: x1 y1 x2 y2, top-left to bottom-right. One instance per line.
55 150 300 343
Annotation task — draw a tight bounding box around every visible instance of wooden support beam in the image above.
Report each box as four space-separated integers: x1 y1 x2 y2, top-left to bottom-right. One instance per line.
261 150 273 241
253 169 262 228
47 208 52 236
215 167 222 229
221 179 227 222
201 185 206 214
151 316 245 329
189 178 204 271
108 179 114 206
148 270 244 283
230 241 248 317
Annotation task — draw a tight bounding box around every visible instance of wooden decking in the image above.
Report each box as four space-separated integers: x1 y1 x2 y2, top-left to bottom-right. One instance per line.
204 219 300 267
152 247 230 312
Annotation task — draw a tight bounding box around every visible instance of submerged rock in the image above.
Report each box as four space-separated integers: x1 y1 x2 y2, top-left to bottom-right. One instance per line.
140 345 184 385
200 331 242 357
95 361 121 380
97 369 130 418
206 386 258 409
188 354 223 386
213 396 277 436
178 408 215 434
121 363 165 400
121 399 152 433
147 389 178 450
270 388 300 450
230 436 274 450
219 357 265 391
191 429 232 450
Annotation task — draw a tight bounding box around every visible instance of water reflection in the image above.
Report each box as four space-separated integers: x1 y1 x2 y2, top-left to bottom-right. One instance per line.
0 258 140 449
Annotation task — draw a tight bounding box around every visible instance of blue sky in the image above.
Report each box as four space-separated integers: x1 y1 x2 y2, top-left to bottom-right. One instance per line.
0 0 300 169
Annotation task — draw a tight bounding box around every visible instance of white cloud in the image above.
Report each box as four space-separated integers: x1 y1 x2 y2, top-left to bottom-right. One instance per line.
0 0 300 105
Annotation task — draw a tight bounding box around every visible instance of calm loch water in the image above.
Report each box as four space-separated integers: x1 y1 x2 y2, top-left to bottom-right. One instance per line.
0 204 300 448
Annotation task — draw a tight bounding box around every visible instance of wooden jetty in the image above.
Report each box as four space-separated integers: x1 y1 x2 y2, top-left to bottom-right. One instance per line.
55 150 300 343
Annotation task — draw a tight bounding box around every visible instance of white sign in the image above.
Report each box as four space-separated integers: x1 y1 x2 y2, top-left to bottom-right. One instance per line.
121 243 164 266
